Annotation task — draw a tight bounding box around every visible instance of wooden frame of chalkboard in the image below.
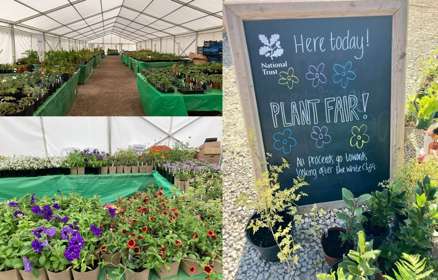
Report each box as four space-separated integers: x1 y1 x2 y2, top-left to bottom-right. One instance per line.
224 0 408 209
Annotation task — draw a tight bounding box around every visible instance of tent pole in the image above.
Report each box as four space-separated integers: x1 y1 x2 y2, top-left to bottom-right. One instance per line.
107 117 112 154
42 32 46 61
173 36 176 54
40 118 49 158
10 24 16 64
160 37 162 52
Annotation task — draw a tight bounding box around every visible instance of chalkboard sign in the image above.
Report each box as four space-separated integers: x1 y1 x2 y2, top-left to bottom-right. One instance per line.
224 0 407 206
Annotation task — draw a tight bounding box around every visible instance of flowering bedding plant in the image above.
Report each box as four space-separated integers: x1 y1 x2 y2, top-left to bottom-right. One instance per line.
0 156 65 171
0 193 109 274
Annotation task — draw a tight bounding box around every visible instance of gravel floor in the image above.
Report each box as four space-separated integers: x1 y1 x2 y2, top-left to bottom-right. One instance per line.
222 1 438 279
68 56 143 116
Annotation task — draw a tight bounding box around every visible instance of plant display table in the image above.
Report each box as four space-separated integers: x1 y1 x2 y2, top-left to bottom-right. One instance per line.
0 171 173 203
78 57 95 84
136 73 222 116
33 70 80 116
100 266 212 280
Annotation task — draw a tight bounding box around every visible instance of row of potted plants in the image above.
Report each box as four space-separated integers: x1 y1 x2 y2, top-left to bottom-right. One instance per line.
0 183 222 280
0 50 40 74
125 50 183 62
141 63 223 94
243 158 438 279
0 49 103 116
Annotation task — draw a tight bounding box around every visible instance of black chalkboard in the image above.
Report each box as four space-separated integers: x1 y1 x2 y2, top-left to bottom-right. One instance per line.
244 16 393 205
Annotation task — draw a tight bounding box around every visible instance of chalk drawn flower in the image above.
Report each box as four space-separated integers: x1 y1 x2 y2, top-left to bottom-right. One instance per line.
258 34 284 60
273 128 297 155
278 67 300 90
305 63 327 88
332 61 357 89
310 126 332 148
349 124 369 149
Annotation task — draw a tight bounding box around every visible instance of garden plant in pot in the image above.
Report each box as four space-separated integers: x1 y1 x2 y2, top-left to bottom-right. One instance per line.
317 231 434 280
64 150 85 175
241 159 308 264
138 151 153 174
321 188 370 267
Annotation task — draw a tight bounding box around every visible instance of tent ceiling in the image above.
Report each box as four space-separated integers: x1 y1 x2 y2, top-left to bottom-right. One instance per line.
0 0 222 43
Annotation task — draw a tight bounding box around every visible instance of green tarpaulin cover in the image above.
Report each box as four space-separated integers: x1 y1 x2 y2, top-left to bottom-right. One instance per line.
136 73 222 116
0 171 174 203
78 58 95 85
33 70 80 116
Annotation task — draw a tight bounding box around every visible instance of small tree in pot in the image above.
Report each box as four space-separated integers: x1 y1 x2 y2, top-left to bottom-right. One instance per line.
241 159 308 264
64 151 85 175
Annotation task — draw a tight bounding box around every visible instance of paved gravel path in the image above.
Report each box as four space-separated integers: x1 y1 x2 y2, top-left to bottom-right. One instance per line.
222 1 438 279
69 56 143 116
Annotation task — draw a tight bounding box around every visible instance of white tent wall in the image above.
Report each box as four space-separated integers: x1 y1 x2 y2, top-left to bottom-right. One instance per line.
0 26 13 64
0 117 222 157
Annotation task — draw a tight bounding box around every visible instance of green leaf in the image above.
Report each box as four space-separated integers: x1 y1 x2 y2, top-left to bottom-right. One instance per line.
342 188 354 202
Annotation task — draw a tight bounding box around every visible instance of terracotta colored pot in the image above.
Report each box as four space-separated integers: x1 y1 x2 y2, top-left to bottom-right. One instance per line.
77 167 85 175
46 269 72 280
156 261 180 279
181 258 202 276
123 166 131 174
213 259 222 274
100 166 109 174
102 253 121 266
131 166 139 173
145 165 153 174
0 269 19 280
125 269 149 280
324 255 339 266
20 268 48 280
139 165 147 173
72 267 100 280
116 166 124 173
109 166 117 174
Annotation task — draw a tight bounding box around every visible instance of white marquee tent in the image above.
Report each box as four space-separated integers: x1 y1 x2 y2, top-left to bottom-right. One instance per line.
0 117 222 157
0 0 223 64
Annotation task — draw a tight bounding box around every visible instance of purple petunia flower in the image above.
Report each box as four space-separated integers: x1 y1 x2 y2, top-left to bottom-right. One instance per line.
64 245 81 262
52 203 60 210
60 226 73 240
90 224 102 237
8 201 18 207
42 205 53 221
44 227 56 238
13 210 24 218
31 239 47 254
69 231 85 248
22 256 32 272
107 207 116 218
31 205 42 215
32 227 45 239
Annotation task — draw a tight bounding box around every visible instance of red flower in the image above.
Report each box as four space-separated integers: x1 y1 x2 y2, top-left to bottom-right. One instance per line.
207 230 216 239
175 239 182 247
141 226 149 233
156 189 164 197
192 232 199 240
100 245 108 253
138 235 144 240
159 246 167 258
204 265 213 275
149 216 156 222
127 239 136 249
143 196 150 203
189 266 196 274
122 229 128 234
162 210 168 215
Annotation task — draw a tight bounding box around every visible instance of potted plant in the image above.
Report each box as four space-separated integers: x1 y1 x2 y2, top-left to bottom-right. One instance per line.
321 188 370 266
241 159 308 263
121 237 155 280
139 151 153 174
174 170 191 192
64 151 85 175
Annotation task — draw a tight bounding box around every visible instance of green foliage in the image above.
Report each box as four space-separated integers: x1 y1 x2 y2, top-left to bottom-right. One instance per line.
339 231 381 278
384 253 433 280
126 49 182 62
337 188 371 243
241 158 308 264
64 150 86 168
113 148 138 166
17 50 40 65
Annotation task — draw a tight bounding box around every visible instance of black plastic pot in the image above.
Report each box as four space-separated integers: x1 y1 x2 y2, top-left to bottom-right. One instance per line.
245 212 294 262
321 227 354 264
85 167 100 175
363 212 389 248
